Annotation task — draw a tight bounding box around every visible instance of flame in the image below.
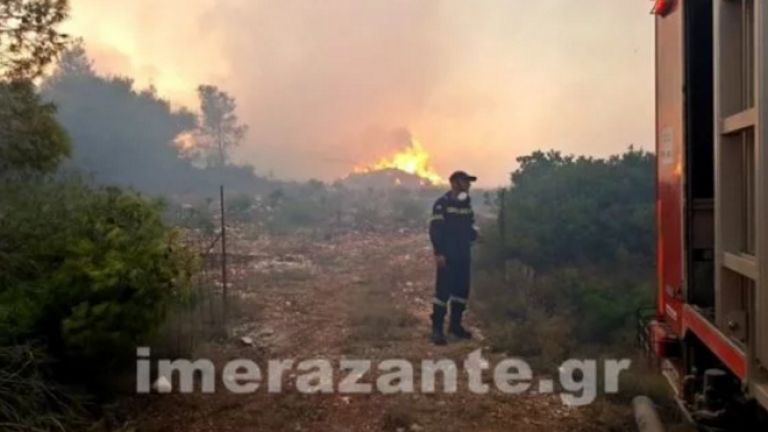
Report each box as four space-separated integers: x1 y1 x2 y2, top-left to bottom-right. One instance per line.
354 137 446 185
174 131 196 150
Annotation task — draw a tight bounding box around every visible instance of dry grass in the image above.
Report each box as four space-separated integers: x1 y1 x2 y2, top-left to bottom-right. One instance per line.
0 345 92 432
345 282 420 353
470 265 692 431
343 252 421 353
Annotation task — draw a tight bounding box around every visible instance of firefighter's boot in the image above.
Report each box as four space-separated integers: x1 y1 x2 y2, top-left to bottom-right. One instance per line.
448 301 472 339
430 305 447 346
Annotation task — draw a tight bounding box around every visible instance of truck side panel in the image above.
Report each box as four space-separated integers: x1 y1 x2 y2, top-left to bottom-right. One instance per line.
656 0 685 337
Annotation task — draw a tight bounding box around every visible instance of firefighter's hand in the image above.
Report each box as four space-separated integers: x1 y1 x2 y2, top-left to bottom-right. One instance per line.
435 255 446 267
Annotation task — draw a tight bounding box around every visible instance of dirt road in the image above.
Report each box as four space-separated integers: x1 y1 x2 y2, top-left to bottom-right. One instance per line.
132 231 633 432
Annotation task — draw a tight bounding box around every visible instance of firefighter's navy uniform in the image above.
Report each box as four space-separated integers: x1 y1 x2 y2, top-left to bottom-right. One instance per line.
429 190 477 344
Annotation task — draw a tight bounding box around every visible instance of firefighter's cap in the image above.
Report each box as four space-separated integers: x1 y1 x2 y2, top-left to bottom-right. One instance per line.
449 170 477 182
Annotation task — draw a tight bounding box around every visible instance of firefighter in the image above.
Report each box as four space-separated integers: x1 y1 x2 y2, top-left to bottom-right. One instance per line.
428 170 479 345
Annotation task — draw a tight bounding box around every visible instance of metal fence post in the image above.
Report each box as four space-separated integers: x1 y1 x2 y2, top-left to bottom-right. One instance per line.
220 185 228 332
498 188 506 247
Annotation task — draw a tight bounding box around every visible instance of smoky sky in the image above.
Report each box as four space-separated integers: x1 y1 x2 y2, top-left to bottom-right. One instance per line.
212 0 445 175
63 0 655 186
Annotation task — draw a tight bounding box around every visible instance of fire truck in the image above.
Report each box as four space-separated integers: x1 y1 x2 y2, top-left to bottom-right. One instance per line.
637 0 768 430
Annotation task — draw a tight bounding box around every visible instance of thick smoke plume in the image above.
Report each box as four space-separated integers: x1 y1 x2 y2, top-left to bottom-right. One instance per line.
63 0 655 186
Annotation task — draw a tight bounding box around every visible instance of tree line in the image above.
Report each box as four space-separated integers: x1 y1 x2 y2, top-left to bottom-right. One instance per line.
35 40 263 196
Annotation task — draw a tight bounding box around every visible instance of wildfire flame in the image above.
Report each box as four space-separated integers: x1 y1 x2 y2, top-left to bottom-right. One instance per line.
173 131 196 150
353 137 446 185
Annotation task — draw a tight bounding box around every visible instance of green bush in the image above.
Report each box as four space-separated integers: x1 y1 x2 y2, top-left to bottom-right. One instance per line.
263 196 327 234
0 174 197 386
474 147 655 356
492 148 655 271
225 193 255 222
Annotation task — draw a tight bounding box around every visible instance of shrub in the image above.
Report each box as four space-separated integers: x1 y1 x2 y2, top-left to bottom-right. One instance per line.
225 193 255 222
473 147 655 359
0 174 197 389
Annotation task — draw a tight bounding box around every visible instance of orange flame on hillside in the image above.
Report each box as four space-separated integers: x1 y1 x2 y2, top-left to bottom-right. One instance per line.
174 131 196 150
353 137 446 185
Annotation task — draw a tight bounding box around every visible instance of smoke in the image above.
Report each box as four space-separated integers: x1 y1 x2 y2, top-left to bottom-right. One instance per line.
63 0 655 186
211 1 446 177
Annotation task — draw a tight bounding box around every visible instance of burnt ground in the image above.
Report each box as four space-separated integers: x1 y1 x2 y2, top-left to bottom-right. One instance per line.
123 231 655 432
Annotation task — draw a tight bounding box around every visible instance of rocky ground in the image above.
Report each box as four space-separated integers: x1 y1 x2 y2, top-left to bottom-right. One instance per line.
123 231 657 432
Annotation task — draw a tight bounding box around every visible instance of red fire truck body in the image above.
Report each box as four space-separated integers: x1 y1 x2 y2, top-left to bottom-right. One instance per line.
640 0 768 429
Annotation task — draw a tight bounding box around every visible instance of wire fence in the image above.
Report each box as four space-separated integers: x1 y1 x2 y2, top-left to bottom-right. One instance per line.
152 186 250 357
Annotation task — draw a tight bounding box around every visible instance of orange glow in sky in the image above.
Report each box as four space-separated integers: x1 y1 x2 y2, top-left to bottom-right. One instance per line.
60 0 655 187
